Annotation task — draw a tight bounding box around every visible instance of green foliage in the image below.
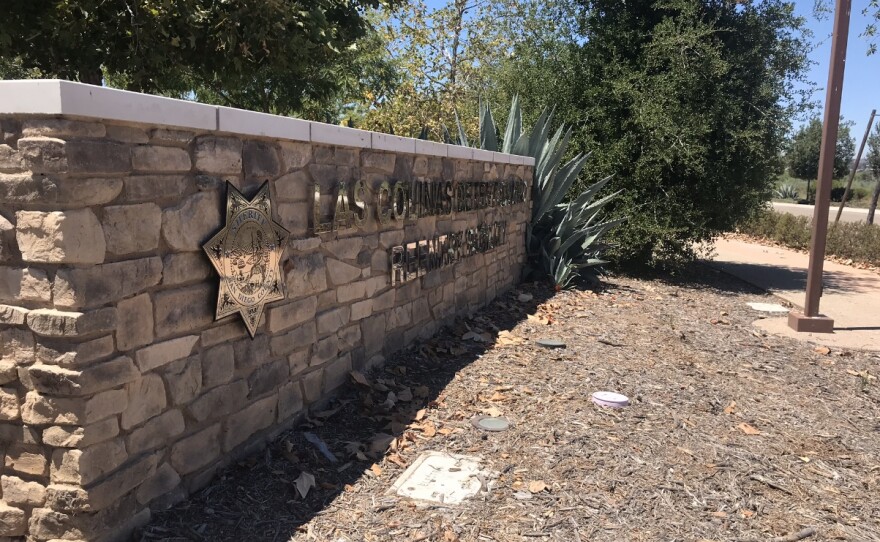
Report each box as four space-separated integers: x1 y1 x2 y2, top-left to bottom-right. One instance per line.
868 123 880 177
814 0 879 55
829 186 864 202
0 1 401 116
867 123 880 224
739 209 880 266
533 0 814 269
461 97 623 288
774 184 800 200
360 0 566 138
787 118 856 181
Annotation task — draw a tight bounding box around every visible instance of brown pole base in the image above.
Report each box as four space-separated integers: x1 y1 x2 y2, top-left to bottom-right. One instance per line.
788 311 835 333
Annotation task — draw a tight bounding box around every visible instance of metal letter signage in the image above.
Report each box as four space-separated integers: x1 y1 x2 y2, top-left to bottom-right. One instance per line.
203 182 289 338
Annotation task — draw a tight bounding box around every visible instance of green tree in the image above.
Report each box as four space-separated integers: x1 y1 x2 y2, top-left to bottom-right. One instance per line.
361 0 552 138
787 117 856 200
866 123 880 224
548 0 813 267
0 0 401 115
482 1 581 128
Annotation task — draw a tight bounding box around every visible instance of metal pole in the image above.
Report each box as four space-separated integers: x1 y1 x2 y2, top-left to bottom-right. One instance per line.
835 109 876 223
789 0 850 333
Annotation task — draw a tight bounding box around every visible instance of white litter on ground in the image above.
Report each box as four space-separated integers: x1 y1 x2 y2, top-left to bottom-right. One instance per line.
388 451 495 505
746 302 789 313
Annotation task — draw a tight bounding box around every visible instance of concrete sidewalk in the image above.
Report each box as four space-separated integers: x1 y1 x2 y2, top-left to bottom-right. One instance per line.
710 237 880 351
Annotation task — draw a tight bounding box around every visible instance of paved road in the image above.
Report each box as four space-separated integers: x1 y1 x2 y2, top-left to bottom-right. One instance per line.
772 201 871 223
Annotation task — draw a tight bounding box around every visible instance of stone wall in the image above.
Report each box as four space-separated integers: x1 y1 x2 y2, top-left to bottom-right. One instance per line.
0 82 532 540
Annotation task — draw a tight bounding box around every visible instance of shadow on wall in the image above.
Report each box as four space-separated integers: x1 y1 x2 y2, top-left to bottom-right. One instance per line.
136 283 560 541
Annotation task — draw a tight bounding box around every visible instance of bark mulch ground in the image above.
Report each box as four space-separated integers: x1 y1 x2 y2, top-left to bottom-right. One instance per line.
139 265 880 542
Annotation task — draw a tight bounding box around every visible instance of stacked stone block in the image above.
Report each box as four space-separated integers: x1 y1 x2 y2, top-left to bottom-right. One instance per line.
0 114 531 540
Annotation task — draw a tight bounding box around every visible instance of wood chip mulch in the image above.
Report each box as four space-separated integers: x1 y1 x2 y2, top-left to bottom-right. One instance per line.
139 265 880 542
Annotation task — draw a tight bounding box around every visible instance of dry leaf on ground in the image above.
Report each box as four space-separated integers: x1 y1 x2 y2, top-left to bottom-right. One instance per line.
294 472 315 499
737 423 762 435
528 480 547 493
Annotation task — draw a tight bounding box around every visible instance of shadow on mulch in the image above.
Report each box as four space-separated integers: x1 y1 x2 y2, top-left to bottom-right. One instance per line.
611 261 769 297
138 282 563 542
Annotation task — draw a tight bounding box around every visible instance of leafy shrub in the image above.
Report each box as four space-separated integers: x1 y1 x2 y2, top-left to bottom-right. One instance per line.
453 97 623 288
774 184 799 200
830 186 852 202
738 209 880 266
829 186 869 202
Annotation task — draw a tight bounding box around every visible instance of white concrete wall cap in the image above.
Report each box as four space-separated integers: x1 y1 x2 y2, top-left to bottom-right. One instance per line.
372 133 416 154
415 139 448 158
472 148 495 163
447 145 474 160
491 151 513 165
0 79 530 165
218 106 309 142
311 122 371 148
0 79 216 130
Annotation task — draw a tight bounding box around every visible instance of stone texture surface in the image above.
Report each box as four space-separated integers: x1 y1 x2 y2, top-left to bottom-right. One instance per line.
102 203 162 255
279 141 312 171
170 424 221 475
0 267 51 304
126 410 185 455
161 191 222 252
132 146 191 172
162 252 211 285
222 394 276 451
0 112 530 541
116 293 154 351
153 284 214 338
265 296 317 334
16 209 105 264
42 417 119 448
120 374 167 430
57 176 125 206
194 136 242 174
27 356 139 396
53 257 162 310
243 141 280 178
26 308 117 338
135 335 199 373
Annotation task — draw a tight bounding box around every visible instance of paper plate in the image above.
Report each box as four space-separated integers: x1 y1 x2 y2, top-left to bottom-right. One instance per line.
591 391 630 408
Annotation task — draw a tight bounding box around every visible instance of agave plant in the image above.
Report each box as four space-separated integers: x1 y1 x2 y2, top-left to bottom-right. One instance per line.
774 184 799 200
451 96 623 288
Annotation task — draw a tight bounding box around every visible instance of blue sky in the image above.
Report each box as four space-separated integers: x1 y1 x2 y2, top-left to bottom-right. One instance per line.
420 0 878 141
795 0 878 143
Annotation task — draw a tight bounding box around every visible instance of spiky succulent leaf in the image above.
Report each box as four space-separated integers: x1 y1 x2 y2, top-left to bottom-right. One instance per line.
774 184 799 200
479 99 498 152
502 95 522 154
459 96 625 288
454 110 469 148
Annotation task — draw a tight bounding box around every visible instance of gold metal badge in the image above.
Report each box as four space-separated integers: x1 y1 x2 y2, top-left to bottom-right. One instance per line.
203 181 289 338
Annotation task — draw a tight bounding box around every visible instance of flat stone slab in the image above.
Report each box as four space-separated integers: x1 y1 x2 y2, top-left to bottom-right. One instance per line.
535 338 566 348
388 451 495 505
746 302 790 313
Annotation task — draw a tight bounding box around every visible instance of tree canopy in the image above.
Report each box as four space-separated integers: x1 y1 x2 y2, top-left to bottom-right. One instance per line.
0 0 401 116
787 117 855 181
867 123 880 177
550 0 813 266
